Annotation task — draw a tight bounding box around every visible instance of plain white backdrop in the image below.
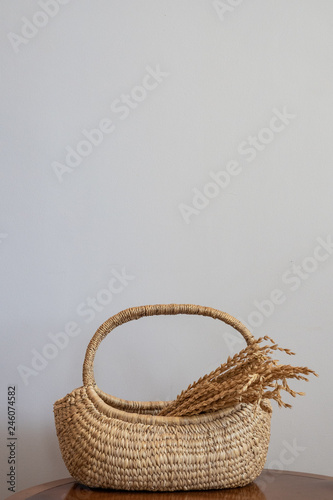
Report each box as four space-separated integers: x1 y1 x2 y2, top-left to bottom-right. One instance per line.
1 0 332 497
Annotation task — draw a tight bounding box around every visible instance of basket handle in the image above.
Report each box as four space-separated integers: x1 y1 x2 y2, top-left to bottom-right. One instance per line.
82 303 255 386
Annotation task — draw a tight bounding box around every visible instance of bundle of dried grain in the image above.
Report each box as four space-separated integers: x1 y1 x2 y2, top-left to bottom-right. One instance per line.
159 336 317 417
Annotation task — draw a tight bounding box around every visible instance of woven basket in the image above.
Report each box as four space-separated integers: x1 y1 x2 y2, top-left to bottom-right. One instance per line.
53 304 272 491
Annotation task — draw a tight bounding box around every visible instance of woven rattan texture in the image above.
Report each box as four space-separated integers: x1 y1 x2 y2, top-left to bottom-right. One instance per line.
54 386 271 490
54 304 274 490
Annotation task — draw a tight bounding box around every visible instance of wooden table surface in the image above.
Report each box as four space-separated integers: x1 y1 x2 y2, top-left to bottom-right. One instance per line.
6 470 333 500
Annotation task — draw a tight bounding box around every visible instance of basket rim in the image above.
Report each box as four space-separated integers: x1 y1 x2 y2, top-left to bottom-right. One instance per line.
83 385 271 426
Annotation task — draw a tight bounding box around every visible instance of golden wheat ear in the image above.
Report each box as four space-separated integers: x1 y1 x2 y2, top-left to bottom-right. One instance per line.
158 337 318 417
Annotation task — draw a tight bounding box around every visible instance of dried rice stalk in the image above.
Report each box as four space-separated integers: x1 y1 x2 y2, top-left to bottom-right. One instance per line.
158 336 318 417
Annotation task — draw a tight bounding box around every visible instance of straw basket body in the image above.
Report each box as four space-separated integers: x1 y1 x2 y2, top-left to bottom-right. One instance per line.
53 304 272 491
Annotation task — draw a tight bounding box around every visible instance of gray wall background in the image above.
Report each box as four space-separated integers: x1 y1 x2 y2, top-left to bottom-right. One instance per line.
1 0 332 497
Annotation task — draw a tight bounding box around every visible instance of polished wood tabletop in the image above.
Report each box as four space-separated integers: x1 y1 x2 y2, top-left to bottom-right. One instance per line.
6 470 333 500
